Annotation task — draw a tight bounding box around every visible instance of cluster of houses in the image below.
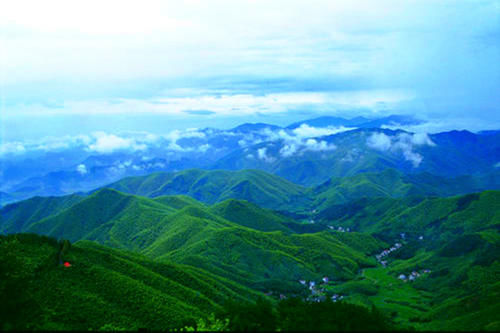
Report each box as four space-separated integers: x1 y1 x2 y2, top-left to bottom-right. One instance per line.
375 242 403 267
327 225 352 232
398 269 431 282
297 276 345 303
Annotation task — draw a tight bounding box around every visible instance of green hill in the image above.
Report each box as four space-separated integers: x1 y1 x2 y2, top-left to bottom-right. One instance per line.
316 190 500 240
152 194 206 209
0 233 260 330
159 228 382 290
24 189 176 249
310 168 500 210
2 180 499 331
314 191 500 330
100 168 499 215
0 189 384 289
104 168 311 211
0 194 84 234
210 199 293 232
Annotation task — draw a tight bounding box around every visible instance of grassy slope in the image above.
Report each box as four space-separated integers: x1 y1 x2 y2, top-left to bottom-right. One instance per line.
310 168 500 210
102 168 499 215
0 233 261 330
317 191 500 331
160 228 383 288
0 189 384 290
210 199 293 232
104 168 311 211
0 194 84 234
2 173 499 331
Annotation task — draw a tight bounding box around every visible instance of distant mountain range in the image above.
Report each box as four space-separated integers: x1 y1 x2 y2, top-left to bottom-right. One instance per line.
285 114 423 129
98 168 500 214
214 128 500 185
1 114 498 205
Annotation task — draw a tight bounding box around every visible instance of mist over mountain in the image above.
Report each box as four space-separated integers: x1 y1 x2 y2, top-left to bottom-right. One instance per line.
1 115 499 205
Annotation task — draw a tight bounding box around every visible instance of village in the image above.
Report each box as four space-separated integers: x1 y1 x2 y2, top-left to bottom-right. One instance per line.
298 276 345 303
374 233 431 281
327 225 352 233
265 231 431 303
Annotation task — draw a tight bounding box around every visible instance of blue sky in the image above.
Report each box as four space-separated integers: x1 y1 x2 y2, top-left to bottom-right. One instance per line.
1 0 499 141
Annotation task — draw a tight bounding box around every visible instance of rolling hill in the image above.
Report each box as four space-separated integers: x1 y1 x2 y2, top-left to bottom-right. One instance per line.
0 189 384 288
1 181 499 330
310 168 500 210
315 190 500 241
103 168 311 211
307 190 500 331
98 167 500 215
0 233 260 330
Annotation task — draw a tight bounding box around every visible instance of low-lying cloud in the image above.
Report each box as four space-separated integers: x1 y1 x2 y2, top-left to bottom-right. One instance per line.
257 147 275 163
292 124 355 139
87 132 147 154
76 164 88 175
0 142 26 155
366 132 436 167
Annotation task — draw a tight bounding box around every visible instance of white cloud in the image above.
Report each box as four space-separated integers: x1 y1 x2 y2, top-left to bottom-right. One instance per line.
366 131 435 167
402 150 423 168
0 142 26 155
366 133 392 151
1 0 497 131
257 147 275 163
76 164 88 175
6 90 414 118
164 128 206 141
162 128 208 152
279 143 298 158
256 126 341 158
87 132 147 153
198 144 210 153
303 139 337 152
292 124 355 139
410 133 435 146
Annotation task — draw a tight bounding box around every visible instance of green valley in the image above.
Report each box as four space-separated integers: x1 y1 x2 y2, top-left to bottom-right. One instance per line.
1 173 499 331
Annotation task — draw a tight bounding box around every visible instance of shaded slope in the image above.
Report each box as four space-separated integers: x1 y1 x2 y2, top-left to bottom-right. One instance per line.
311 168 500 209
0 233 260 330
0 194 85 234
157 228 384 288
316 191 500 240
23 189 176 249
210 199 293 232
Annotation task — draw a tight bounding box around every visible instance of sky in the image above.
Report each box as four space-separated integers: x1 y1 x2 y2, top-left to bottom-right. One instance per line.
1 0 499 141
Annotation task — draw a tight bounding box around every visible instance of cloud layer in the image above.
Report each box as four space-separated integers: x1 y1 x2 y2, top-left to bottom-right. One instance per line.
1 0 498 137
366 132 435 167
